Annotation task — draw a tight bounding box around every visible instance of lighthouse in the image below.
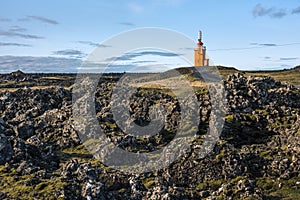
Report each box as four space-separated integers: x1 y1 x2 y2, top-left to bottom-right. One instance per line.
194 31 209 66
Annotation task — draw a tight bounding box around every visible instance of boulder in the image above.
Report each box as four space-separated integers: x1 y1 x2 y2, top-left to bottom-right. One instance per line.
0 134 13 165
13 120 34 140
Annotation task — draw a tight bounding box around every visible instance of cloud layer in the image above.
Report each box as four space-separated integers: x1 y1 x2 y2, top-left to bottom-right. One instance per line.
0 56 81 73
0 24 43 40
0 18 11 22
0 30 44 39
292 6 300 14
52 49 86 59
253 4 287 18
118 22 135 26
19 15 59 25
0 42 32 47
77 41 111 48
253 4 300 18
250 43 277 47
280 57 298 61
106 51 182 62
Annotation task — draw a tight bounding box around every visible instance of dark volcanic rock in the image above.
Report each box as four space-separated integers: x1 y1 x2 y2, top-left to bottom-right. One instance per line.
0 133 13 165
13 120 35 139
0 72 299 199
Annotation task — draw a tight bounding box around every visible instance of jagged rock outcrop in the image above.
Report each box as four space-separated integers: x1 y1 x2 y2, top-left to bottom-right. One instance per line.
0 72 299 199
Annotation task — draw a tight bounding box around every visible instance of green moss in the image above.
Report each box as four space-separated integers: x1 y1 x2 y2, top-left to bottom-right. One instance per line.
259 150 272 159
209 179 223 190
56 143 93 164
256 178 276 191
103 121 117 129
0 173 34 199
35 178 67 197
272 189 300 200
267 115 294 130
196 182 208 190
268 122 281 129
243 121 252 126
196 179 223 191
118 188 127 193
255 109 269 116
195 88 209 95
143 177 155 188
215 149 226 162
256 177 300 199
230 176 245 183
225 115 234 123
0 165 7 173
0 172 67 199
244 197 260 200
244 113 257 121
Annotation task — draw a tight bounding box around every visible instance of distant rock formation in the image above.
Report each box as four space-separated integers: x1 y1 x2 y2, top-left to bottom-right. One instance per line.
10 70 25 76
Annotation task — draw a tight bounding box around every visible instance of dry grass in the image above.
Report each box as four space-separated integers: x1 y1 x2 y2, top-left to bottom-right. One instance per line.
0 86 68 92
216 66 300 87
244 70 300 87
40 76 74 80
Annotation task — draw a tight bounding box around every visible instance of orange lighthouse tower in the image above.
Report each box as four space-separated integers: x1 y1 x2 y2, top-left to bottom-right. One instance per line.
194 31 209 66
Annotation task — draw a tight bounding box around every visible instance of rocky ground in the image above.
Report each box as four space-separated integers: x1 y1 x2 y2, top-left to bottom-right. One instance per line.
0 69 299 199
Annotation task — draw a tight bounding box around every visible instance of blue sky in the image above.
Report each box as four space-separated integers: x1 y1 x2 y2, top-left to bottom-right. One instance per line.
0 0 300 72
